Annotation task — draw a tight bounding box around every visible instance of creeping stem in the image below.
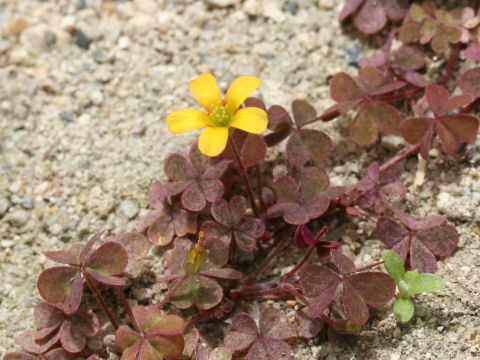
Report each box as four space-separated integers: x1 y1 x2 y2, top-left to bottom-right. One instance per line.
116 287 140 332
84 273 119 330
228 136 260 217
157 275 188 309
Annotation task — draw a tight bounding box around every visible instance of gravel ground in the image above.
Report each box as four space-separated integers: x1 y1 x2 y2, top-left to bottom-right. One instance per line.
0 0 479 359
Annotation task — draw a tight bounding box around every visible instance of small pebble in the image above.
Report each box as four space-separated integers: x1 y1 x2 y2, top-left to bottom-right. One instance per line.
120 199 139 219
21 197 34 209
75 29 92 49
393 327 402 338
43 31 56 47
8 209 31 227
284 1 298 14
0 196 10 216
92 51 105 63
59 112 74 123
7 17 28 35
1 240 14 248
345 43 363 66
77 0 87 9
90 90 104 106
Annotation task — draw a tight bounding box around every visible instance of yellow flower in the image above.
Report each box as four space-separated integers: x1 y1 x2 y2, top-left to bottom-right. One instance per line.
166 74 268 157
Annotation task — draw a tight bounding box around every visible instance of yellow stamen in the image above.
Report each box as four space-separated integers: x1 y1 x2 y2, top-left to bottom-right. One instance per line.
183 232 206 275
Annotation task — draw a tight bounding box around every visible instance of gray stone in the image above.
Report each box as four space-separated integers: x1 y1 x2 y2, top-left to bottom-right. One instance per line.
345 43 363 67
284 1 297 14
90 90 104 106
0 196 11 216
75 29 92 50
8 209 31 227
20 197 34 209
44 31 56 47
92 51 105 63
59 112 74 123
119 199 139 220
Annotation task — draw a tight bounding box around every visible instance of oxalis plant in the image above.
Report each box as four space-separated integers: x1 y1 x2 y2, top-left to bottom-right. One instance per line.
5 2 480 359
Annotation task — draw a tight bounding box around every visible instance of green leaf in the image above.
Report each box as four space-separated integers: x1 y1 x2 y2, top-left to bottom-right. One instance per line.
394 297 415 323
382 250 405 284
408 273 445 295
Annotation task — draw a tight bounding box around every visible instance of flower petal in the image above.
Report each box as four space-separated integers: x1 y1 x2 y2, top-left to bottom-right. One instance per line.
225 75 261 111
166 109 209 133
189 74 222 112
198 126 229 157
231 107 268 134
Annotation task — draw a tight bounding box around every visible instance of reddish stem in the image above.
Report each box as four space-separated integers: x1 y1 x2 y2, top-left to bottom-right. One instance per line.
375 88 423 102
241 226 293 286
353 260 384 273
116 287 139 332
157 275 187 309
229 136 259 217
282 246 315 281
255 164 268 212
84 273 119 330
348 206 378 223
439 43 461 85
461 97 480 114
379 143 421 174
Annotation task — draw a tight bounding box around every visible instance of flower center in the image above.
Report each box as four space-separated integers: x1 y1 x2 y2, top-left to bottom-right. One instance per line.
210 105 233 127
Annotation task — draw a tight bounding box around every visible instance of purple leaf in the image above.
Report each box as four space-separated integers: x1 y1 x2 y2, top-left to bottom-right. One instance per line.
376 216 409 248
380 0 409 21
354 0 388 35
331 250 356 274
232 313 258 335
330 73 362 102
416 224 458 257
37 267 79 305
265 105 294 147
224 331 256 351
59 319 86 353
84 269 126 286
439 114 479 142
148 181 167 210
291 99 317 128
86 241 128 276
400 117 432 145
294 309 324 339
465 44 480 61
339 0 365 21
133 306 185 335
221 130 266 169
350 104 379 146
245 338 291 360
111 232 149 277
171 275 223 310
410 235 438 273
79 231 104 263
137 209 163 233
343 272 396 326
44 249 79 266
34 302 63 331
301 167 329 198
181 182 207 212
241 134 267 168
16 330 60 355
165 153 195 181
286 129 333 167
